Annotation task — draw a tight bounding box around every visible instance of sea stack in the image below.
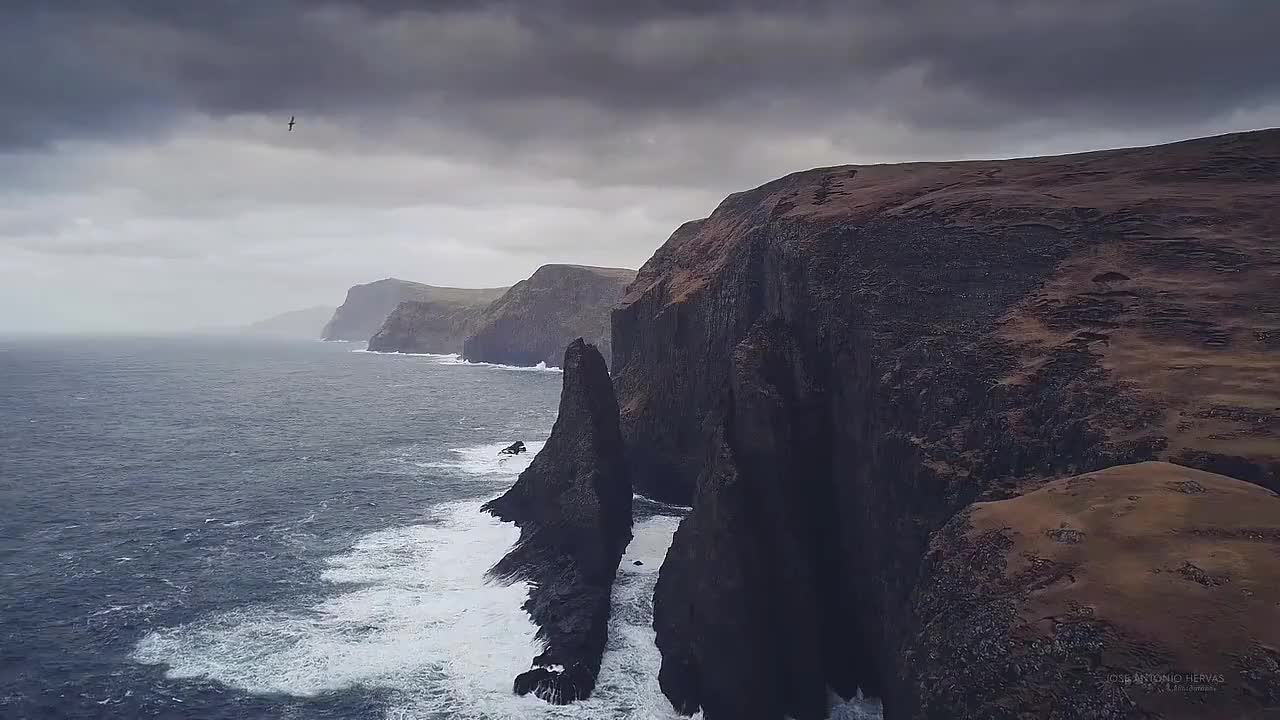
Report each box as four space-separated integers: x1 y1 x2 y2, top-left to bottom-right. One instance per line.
482 338 633 703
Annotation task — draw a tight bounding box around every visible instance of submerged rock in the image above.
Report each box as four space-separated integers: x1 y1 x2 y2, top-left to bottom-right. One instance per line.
482 338 632 703
499 441 527 456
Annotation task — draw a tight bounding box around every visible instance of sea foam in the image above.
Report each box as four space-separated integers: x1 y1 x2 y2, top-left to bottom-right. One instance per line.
131 438 875 720
354 349 562 373
419 441 546 479
131 442 683 719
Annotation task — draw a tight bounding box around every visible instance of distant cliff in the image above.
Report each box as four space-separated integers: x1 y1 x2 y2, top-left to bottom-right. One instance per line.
603 129 1280 718
241 306 334 339
321 279 506 342
483 339 632 703
463 265 636 368
367 300 488 354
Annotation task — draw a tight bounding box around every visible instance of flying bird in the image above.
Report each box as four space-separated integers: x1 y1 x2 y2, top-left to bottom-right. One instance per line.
287 116 295 131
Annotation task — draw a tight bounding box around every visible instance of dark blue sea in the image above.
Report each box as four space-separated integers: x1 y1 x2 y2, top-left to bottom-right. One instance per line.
0 336 687 719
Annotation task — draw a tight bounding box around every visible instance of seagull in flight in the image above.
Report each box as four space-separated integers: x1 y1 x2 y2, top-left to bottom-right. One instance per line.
287 116 296 131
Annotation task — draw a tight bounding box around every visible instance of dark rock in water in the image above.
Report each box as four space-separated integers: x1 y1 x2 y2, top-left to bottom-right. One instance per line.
463 264 636 368
906 462 1280 720
482 338 632 704
512 664 595 704
499 441 527 456
614 129 1280 719
513 667 554 696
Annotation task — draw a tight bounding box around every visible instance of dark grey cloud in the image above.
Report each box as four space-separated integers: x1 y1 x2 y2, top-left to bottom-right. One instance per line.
1 0 1277 334
3 0 1277 150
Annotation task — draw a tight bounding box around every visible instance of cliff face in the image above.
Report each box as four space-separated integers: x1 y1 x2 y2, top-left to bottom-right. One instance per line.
321 278 506 342
463 265 636 368
366 300 486 354
612 129 1280 718
655 321 870 719
482 339 632 703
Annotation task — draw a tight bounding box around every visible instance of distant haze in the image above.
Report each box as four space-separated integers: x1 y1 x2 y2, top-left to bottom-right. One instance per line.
1 1 1277 333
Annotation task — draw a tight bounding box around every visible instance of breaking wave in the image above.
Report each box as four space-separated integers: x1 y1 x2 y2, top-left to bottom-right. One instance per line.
354 350 561 373
132 440 681 719
131 438 877 720
133 501 690 719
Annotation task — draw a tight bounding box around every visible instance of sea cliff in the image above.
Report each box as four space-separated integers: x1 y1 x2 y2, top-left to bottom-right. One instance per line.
463 264 636 368
606 129 1280 718
322 278 505 343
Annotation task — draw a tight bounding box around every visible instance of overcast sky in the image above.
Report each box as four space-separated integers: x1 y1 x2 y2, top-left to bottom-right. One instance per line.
2 0 1277 333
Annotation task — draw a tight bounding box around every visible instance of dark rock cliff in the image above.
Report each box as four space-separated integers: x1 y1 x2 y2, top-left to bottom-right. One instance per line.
366 299 487 354
655 321 871 719
464 264 636 368
482 338 633 703
321 278 506 342
611 129 1280 718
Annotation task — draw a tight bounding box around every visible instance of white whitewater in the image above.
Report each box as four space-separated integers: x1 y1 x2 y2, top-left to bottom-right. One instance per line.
133 440 879 720
354 349 562 373
132 443 683 719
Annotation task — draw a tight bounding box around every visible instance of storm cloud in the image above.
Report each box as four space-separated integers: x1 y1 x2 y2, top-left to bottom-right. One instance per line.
1 0 1277 332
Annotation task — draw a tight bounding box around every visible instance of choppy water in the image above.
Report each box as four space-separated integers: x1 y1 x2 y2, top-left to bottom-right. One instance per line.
0 336 688 719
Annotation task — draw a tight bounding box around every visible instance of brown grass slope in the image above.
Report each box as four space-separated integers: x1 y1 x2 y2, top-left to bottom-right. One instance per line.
909 461 1280 719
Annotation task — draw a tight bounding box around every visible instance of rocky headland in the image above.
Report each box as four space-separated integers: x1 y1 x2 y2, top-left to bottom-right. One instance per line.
602 128 1279 718
240 305 335 339
321 278 506 342
366 299 488 354
482 338 633 703
463 264 636 368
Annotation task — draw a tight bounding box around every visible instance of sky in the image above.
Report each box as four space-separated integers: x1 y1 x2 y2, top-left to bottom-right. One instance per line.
1 0 1277 333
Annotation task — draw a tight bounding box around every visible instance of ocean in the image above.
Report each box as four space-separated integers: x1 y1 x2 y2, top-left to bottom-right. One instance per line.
0 336 686 719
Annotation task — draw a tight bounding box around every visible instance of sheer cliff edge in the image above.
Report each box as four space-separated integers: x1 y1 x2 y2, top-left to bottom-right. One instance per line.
609 129 1280 719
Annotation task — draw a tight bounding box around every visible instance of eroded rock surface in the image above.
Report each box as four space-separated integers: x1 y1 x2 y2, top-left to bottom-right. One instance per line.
655 321 871 720
464 264 636 368
483 339 632 703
